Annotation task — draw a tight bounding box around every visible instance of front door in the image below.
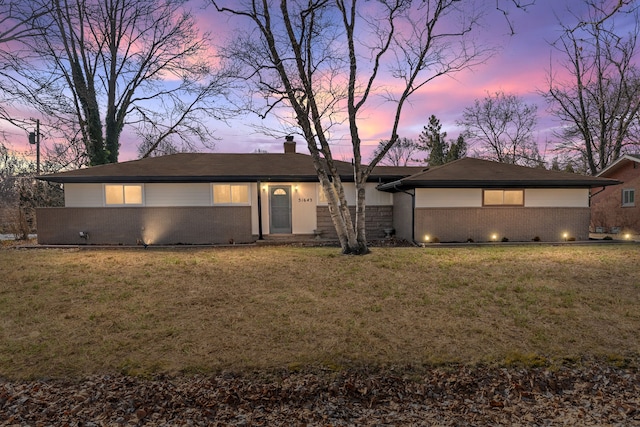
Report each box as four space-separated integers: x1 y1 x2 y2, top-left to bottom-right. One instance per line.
269 185 292 234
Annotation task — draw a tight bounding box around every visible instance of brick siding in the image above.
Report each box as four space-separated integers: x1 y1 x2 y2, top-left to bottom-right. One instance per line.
36 206 252 245
315 205 394 240
414 207 591 243
591 161 640 234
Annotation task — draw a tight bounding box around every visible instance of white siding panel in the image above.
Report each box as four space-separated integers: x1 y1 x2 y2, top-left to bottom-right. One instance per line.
64 183 104 207
415 188 482 208
366 184 393 205
292 182 317 233
317 183 393 206
342 183 357 205
144 183 211 207
525 189 589 207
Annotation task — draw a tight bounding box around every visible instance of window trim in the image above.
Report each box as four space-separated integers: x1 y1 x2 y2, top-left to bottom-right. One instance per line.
482 189 524 207
212 183 251 206
104 184 144 206
622 188 635 207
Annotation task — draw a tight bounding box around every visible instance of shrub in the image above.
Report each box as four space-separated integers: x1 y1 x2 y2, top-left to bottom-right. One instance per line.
501 237 509 242
532 236 541 242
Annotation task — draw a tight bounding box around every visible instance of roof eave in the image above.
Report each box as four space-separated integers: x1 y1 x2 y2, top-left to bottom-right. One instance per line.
40 173 417 184
378 179 621 192
597 154 640 177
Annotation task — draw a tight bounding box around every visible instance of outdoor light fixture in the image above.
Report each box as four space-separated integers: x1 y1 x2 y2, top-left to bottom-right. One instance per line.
79 231 88 240
624 233 631 240
424 235 430 242
491 234 498 241
562 232 568 241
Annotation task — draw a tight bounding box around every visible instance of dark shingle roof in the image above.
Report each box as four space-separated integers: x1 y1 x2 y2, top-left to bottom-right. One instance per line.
38 153 424 184
377 157 620 191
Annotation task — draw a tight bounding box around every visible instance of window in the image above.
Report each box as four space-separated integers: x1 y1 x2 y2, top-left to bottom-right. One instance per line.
213 184 249 204
105 184 143 205
622 188 635 207
483 189 524 206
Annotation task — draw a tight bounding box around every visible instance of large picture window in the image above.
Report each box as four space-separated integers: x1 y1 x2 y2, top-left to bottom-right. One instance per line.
213 184 249 204
483 189 524 206
105 184 143 205
622 188 635 207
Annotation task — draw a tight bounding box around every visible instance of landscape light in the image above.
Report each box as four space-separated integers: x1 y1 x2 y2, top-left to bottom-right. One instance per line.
562 232 568 241
491 234 498 241
424 235 430 242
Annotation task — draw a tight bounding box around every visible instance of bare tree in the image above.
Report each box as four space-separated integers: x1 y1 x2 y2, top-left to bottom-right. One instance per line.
211 0 531 254
0 142 63 238
0 0 231 166
0 1 49 126
460 91 541 166
372 137 418 166
542 0 640 175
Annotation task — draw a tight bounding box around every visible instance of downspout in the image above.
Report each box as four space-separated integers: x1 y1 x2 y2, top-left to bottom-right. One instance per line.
394 184 418 246
257 181 263 240
589 186 606 207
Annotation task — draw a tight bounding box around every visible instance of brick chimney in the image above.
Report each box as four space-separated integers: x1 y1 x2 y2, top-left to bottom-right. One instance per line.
284 135 296 153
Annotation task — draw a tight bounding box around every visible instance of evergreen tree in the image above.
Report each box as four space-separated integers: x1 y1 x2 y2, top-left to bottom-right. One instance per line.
415 115 466 166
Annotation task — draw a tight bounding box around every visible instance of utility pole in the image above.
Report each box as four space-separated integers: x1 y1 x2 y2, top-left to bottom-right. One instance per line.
28 119 40 175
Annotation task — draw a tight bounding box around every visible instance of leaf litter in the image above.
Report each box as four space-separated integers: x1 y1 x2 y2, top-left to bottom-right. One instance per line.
1 360 639 426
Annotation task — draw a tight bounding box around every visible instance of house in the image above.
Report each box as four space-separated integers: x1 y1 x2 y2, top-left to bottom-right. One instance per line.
36 140 423 245
36 143 619 246
590 154 640 238
377 157 620 243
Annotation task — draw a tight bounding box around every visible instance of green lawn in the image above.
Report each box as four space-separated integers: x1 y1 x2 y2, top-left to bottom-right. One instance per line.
0 244 638 380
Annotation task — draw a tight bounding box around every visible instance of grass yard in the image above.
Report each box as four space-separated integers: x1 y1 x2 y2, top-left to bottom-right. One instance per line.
0 244 638 380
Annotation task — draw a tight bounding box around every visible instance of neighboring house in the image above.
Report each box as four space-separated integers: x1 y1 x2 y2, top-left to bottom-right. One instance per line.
377 157 619 243
37 143 619 245
590 154 640 237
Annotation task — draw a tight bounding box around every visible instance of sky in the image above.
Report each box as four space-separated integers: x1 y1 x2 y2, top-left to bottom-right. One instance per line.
1 0 635 164
192 0 602 162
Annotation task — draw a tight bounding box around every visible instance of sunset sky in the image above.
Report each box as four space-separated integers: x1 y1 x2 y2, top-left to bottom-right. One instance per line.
193 0 625 162
2 0 636 164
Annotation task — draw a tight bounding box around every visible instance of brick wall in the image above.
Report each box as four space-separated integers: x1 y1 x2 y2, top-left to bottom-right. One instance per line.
36 206 253 245
414 207 591 243
591 161 640 234
315 205 393 240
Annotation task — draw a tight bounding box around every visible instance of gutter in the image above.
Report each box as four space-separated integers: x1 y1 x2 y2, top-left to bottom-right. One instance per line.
589 186 607 207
